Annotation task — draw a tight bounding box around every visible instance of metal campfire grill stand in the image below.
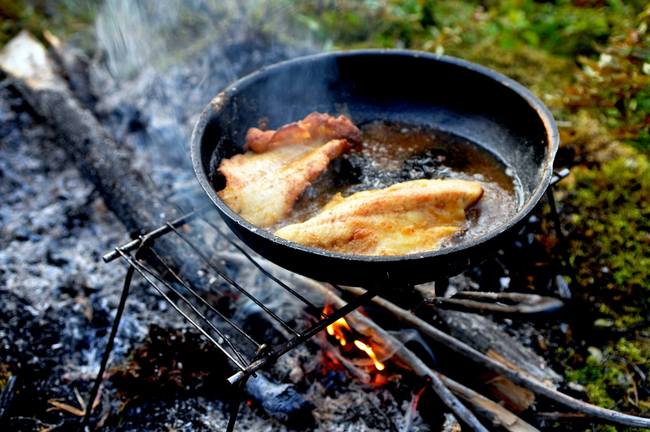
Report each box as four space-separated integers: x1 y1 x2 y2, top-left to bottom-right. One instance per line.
81 171 571 431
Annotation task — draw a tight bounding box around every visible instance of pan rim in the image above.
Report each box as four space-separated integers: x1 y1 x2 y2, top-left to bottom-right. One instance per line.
190 49 559 264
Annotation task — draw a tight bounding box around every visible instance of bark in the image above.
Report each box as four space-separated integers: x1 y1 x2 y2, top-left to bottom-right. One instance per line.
437 310 562 386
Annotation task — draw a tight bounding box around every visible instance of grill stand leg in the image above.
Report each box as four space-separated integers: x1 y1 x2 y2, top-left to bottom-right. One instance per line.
546 186 573 299
226 344 267 432
79 265 135 431
225 375 250 432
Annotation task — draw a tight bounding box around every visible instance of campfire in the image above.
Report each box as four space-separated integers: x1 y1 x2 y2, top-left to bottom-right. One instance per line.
1 2 649 432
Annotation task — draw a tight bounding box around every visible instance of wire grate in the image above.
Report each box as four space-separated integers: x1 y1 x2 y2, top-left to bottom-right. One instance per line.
102 207 376 383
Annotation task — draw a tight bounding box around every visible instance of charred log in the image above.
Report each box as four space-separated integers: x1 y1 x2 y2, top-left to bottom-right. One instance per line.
436 310 562 386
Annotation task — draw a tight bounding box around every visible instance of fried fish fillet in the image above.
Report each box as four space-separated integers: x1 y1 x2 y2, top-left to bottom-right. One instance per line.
246 112 361 153
218 113 360 227
274 179 484 256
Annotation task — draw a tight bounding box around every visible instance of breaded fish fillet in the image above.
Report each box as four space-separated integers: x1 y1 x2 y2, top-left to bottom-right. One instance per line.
245 112 361 153
274 179 484 256
218 113 360 227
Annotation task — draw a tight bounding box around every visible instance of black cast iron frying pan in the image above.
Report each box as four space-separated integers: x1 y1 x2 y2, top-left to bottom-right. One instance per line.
190 50 558 287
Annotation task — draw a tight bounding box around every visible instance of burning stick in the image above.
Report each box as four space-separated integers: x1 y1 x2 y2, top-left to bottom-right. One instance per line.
324 304 385 371
403 384 428 432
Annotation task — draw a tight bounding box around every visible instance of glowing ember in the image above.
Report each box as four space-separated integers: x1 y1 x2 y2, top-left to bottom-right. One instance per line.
324 306 385 372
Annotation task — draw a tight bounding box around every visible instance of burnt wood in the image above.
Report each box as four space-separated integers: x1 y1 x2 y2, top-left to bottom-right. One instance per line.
437 310 562 385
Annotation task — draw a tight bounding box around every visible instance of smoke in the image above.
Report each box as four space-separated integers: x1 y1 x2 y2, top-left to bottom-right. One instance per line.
95 0 319 78
89 1 319 197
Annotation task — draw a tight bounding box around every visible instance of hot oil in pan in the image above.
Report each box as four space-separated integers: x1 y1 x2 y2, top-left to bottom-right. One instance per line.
289 121 523 245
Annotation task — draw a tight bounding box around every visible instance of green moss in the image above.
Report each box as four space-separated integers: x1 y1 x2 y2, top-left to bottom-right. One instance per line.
0 364 9 391
567 337 650 427
561 153 650 429
566 155 650 323
292 0 643 57
564 5 650 153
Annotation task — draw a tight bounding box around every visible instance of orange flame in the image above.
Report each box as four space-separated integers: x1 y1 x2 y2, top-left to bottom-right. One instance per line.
324 306 385 372
354 340 385 371
326 317 351 346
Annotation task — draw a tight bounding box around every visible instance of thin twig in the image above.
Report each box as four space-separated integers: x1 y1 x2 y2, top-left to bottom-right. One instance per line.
429 292 563 315
440 375 539 432
536 412 589 421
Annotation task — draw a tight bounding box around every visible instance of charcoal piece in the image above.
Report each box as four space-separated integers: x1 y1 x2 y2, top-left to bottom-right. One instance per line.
246 374 314 427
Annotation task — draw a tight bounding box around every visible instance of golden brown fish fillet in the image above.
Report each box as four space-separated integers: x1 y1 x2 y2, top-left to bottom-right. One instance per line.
219 138 351 226
274 179 484 256
218 113 360 227
245 112 361 153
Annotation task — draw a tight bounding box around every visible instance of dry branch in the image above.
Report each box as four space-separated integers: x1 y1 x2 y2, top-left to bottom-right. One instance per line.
429 291 563 315
440 376 539 432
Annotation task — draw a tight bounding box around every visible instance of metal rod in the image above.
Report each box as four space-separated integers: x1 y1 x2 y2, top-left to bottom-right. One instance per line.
79 265 134 431
102 211 200 262
199 217 326 317
148 248 261 348
546 187 573 299
550 168 570 186
224 343 268 432
133 252 252 366
227 289 377 384
167 224 300 336
546 187 567 246
118 251 248 371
